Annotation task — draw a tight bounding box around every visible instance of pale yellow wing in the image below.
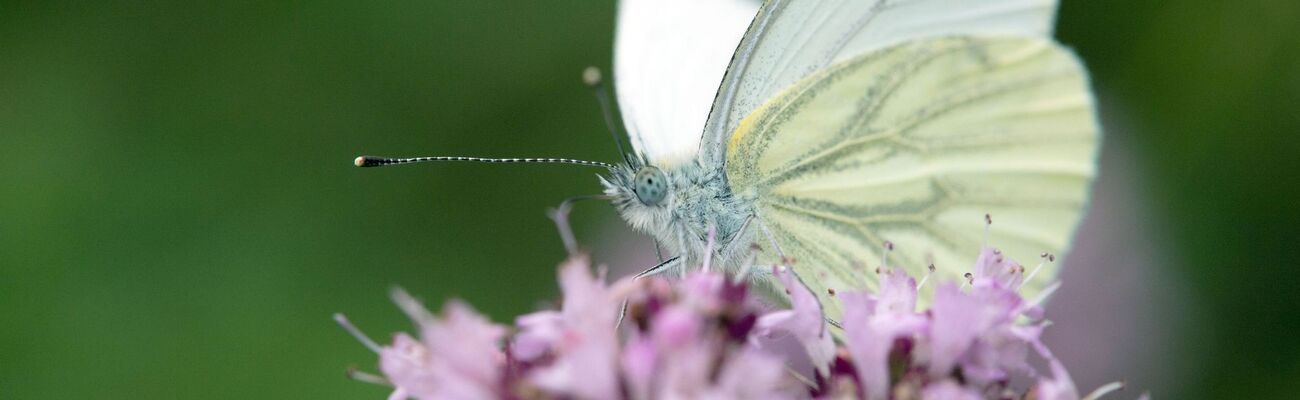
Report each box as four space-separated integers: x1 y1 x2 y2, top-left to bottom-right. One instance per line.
699 0 1061 167
725 36 1099 319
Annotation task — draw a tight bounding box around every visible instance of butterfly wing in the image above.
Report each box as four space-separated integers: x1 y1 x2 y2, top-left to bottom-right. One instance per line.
725 36 1099 317
699 0 1060 167
614 0 759 166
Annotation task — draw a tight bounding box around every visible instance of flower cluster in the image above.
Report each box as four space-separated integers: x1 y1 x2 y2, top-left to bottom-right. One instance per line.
337 247 1134 400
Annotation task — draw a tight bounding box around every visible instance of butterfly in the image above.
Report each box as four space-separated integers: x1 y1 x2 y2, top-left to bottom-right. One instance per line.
359 0 1099 322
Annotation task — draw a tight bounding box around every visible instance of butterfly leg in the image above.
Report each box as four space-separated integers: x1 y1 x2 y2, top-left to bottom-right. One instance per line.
634 256 680 279
752 210 788 260
709 216 754 270
617 256 682 328
749 211 840 330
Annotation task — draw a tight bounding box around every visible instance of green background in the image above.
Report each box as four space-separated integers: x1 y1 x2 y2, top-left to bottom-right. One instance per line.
1 1 1295 398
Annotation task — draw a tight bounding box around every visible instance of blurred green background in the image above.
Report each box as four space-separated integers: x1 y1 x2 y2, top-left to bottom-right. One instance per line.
1 1 1296 398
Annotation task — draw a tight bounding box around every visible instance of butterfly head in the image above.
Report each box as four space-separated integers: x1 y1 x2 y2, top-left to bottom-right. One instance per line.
600 159 679 236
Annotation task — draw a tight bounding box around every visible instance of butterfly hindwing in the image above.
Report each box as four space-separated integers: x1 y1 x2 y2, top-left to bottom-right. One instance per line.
725 36 1100 318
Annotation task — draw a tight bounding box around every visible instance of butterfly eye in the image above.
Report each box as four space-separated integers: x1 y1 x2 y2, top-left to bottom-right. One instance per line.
633 167 668 206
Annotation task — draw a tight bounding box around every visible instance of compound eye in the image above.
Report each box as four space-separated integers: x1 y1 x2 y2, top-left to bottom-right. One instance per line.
633 167 668 206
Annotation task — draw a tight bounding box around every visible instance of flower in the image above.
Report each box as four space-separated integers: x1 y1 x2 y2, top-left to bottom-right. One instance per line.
756 265 836 376
521 255 624 399
922 380 983 400
338 242 1133 400
380 291 507 400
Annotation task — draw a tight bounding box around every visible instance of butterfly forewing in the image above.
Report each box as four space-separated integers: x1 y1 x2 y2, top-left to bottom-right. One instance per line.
700 0 1060 168
725 36 1100 318
614 0 759 166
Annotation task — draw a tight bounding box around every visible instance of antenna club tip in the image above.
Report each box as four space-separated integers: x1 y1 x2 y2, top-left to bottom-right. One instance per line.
354 156 388 167
582 66 602 87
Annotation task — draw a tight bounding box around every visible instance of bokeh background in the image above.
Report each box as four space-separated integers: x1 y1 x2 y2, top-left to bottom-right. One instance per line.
2 1 1297 398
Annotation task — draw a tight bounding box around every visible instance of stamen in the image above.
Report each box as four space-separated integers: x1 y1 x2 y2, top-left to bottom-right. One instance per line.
881 240 894 271
960 272 974 290
1024 281 1063 311
1019 252 1055 290
390 287 435 326
916 263 936 292
547 196 606 256
1082 381 1126 400
346 366 392 386
983 213 992 248
549 209 577 257
334 313 382 354
1004 263 1025 288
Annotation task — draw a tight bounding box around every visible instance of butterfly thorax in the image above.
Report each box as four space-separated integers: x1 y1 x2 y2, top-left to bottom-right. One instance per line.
601 159 755 273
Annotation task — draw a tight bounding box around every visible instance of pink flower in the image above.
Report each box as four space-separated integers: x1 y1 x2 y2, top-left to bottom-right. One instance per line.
377 333 436 399
708 347 791 399
926 248 1039 384
840 269 927 400
620 334 658 400
524 255 625 400
1031 339 1081 400
339 233 1133 399
511 310 562 362
756 265 836 376
927 282 995 377
651 304 701 347
922 380 983 400
875 267 919 316
380 292 506 400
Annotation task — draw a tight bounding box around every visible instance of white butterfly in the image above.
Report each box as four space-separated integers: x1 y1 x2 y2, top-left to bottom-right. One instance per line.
358 0 1099 322
604 0 1099 319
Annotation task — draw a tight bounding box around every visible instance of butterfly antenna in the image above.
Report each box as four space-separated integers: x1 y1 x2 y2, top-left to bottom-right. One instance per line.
354 155 613 169
583 66 634 166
